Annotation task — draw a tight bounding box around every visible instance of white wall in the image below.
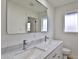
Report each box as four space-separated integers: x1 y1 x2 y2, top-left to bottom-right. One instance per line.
54 2 78 59
1 0 55 48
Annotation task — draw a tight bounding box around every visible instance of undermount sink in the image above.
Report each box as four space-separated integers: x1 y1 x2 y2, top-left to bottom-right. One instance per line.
14 40 51 59
35 40 59 51
14 47 45 59
14 40 60 59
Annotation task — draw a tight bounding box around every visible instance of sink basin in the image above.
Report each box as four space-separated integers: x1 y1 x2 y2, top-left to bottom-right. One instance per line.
14 47 44 59
14 40 61 59
35 40 59 51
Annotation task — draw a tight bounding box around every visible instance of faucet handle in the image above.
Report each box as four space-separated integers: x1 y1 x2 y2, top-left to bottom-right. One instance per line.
45 35 49 39
23 40 27 45
23 40 27 50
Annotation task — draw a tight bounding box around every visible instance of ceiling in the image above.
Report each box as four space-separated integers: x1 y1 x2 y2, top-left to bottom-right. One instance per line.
47 0 78 7
8 0 77 13
8 0 47 13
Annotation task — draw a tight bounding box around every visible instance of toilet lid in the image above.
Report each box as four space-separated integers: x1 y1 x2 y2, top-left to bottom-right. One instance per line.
62 48 71 55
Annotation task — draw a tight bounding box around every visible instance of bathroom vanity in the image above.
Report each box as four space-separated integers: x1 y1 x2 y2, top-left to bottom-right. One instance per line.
2 40 63 59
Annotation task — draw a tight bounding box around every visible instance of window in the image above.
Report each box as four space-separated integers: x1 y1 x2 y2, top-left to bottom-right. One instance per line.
27 23 31 32
41 17 48 32
64 12 78 32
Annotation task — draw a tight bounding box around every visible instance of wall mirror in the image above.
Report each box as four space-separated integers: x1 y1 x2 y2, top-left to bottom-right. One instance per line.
7 0 48 34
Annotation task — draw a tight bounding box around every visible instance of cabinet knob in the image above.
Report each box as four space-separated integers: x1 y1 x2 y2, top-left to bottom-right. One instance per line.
58 56 60 58
52 53 57 58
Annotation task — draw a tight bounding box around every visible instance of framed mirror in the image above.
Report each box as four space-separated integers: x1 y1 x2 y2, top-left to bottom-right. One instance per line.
7 0 48 34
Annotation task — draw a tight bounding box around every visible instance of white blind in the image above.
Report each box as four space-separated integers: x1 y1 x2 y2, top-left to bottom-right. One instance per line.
27 23 31 31
64 12 78 32
41 17 47 32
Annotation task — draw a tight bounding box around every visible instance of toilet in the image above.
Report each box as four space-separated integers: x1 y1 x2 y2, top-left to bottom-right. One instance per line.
62 48 71 59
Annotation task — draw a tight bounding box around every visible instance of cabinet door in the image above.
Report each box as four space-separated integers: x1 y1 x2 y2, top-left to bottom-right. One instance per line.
44 44 63 59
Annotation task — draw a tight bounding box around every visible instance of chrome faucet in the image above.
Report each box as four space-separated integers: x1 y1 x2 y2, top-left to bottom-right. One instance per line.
45 35 49 42
23 40 27 50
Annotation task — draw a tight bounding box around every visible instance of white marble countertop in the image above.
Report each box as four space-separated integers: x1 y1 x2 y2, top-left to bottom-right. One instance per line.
2 40 63 59
34 40 63 59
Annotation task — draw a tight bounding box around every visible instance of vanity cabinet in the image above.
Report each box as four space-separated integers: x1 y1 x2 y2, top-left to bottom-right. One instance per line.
44 44 63 59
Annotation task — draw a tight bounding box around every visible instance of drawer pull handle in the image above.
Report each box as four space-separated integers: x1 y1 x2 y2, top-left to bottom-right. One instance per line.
52 53 57 58
58 56 60 58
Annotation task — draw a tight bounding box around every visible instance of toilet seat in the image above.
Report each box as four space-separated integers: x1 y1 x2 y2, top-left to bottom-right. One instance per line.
62 48 71 55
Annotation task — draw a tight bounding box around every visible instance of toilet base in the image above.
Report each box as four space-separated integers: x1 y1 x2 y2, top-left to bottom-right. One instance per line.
64 55 67 59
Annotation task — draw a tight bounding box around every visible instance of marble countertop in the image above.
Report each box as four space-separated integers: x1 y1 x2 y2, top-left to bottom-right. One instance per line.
2 39 63 59
34 40 63 59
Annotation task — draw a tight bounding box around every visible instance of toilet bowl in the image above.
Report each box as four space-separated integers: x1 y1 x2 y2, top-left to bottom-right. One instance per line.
62 48 71 59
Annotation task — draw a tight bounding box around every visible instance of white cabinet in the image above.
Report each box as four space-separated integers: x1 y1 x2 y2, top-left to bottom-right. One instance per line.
44 44 63 59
